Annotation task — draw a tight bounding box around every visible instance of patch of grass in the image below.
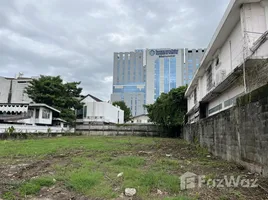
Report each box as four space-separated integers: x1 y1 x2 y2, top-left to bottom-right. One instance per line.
19 176 55 196
140 171 180 193
64 167 116 199
112 156 145 168
0 136 259 199
2 192 16 200
66 169 102 193
121 169 180 196
0 136 157 157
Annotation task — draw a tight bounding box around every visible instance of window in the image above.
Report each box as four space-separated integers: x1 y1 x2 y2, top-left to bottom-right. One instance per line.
206 65 213 91
42 109 50 119
83 106 87 118
76 108 83 119
215 56 219 66
29 109 34 117
35 109 39 119
208 104 222 115
224 93 243 107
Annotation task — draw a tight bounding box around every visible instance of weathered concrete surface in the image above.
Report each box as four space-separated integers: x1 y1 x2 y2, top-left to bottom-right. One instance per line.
183 84 268 177
76 124 160 136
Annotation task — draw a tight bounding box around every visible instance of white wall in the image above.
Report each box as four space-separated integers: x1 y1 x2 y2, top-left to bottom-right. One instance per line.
0 77 10 103
0 124 72 133
132 115 151 124
241 2 267 50
11 79 32 103
81 101 124 124
218 21 243 79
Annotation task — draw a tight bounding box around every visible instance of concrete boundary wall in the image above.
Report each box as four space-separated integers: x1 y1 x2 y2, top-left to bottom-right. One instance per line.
0 124 73 133
76 124 160 136
183 84 268 177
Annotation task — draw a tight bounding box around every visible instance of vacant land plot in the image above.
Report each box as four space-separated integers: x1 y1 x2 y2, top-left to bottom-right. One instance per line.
0 136 267 200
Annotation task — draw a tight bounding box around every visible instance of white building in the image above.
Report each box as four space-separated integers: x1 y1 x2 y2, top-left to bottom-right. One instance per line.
0 76 69 132
185 0 268 123
77 94 124 124
146 48 185 104
128 114 151 124
0 76 33 104
111 50 146 117
145 48 205 105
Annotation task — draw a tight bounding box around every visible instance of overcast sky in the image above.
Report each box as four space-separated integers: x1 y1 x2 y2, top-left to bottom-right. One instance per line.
0 0 229 101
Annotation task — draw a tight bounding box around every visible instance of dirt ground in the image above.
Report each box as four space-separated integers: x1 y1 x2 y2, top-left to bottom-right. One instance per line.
0 136 267 200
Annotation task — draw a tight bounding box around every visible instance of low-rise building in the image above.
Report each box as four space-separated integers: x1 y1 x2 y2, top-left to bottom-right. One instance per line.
76 94 124 124
0 75 69 132
128 114 151 124
185 0 268 123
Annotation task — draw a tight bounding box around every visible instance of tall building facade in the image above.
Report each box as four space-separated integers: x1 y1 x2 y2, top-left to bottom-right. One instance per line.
145 48 205 104
111 51 146 116
184 49 205 85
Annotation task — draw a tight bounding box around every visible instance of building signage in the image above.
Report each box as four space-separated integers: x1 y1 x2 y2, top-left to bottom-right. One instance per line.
149 49 178 56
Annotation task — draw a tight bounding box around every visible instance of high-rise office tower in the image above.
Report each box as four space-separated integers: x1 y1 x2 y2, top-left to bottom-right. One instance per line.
111 50 146 116
145 48 205 105
183 49 205 85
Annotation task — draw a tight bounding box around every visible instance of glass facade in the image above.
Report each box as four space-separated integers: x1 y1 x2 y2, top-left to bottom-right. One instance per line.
164 58 169 93
113 84 145 93
170 57 176 89
183 49 205 85
154 59 160 100
154 57 177 100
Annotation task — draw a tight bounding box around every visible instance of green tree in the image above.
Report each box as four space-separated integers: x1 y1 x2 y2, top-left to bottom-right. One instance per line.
112 101 132 122
25 75 83 125
145 86 187 137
